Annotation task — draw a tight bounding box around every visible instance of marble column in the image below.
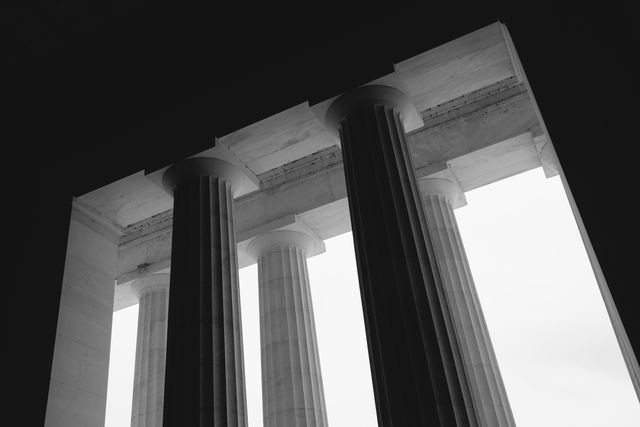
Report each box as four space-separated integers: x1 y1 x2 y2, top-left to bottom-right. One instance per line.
161 158 247 426
248 230 328 427
420 178 515 427
130 274 170 427
325 85 476 426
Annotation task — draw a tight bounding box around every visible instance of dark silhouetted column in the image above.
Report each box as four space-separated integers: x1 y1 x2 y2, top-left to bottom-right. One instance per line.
325 85 477 426
162 158 247 426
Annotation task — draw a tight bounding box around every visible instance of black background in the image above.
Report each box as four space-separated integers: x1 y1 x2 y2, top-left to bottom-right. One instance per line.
3 2 639 424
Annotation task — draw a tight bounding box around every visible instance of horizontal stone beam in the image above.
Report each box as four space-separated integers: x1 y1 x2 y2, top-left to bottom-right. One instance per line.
409 90 540 177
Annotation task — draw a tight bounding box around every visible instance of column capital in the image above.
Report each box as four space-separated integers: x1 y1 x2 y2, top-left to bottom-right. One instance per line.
241 214 326 260
324 85 415 135
162 157 246 195
248 230 318 259
419 177 465 207
534 135 561 178
131 273 170 299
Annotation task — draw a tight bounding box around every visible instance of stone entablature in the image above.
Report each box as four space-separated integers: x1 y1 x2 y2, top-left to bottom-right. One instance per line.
69 22 548 313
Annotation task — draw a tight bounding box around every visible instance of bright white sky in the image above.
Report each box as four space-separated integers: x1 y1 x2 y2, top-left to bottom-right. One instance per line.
105 167 640 427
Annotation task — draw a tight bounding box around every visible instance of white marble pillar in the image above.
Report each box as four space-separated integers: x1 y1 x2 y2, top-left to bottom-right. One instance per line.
130 274 170 427
248 230 328 427
420 177 515 427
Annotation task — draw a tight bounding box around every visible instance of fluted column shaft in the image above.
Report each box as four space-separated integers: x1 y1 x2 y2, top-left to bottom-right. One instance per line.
325 86 476 426
131 275 170 427
421 178 515 427
162 158 247 426
249 231 328 427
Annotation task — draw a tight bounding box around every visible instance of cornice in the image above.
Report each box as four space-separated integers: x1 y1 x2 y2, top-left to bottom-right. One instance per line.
119 209 173 247
71 198 124 243
415 77 527 131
